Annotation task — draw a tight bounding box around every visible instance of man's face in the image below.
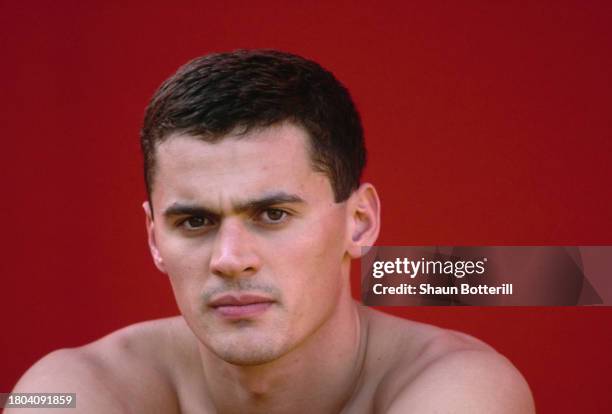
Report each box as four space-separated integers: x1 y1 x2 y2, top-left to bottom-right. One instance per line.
147 123 352 365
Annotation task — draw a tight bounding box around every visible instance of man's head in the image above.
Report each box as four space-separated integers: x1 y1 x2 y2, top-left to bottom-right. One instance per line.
141 49 366 204
140 50 380 366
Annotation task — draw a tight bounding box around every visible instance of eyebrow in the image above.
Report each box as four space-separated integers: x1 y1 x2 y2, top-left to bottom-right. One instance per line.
162 192 306 219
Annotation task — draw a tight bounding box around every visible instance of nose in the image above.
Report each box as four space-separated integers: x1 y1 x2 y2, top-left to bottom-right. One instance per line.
209 218 261 278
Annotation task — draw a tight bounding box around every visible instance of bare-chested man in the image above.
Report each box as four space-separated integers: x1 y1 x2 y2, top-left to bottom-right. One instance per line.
9 50 535 413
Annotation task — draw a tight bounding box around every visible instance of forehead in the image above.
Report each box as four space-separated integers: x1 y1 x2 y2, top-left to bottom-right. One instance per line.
151 123 333 208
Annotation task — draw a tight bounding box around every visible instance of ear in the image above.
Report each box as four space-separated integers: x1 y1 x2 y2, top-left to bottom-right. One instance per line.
346 183 381 259
143 201 167 273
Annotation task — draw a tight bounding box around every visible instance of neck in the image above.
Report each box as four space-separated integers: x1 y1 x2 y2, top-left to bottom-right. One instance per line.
198 290 368 414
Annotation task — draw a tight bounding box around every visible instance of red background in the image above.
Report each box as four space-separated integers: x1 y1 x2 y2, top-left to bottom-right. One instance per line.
2 2 611 412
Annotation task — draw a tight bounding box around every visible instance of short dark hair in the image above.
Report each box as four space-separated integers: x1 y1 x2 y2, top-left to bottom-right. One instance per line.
141 49 366 203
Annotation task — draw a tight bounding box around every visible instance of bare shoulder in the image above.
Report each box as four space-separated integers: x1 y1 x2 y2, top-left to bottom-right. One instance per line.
362 308 535 414
8 317 190 413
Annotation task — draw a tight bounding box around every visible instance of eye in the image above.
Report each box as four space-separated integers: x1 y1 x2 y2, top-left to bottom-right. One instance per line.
258 208 289 224
179 216 214 230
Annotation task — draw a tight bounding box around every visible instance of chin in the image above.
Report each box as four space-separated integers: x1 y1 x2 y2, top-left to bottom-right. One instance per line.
217 348 282 366
212 344 284 366
209 334 289 366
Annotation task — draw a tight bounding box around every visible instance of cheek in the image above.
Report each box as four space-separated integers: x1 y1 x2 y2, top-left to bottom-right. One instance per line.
276 210 348 303
156 232 211 307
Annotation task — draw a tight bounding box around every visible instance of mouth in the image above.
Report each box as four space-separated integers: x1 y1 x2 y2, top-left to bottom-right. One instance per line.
208 293 275 319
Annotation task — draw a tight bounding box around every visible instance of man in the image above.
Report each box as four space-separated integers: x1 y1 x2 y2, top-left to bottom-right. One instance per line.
10 50 534 413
